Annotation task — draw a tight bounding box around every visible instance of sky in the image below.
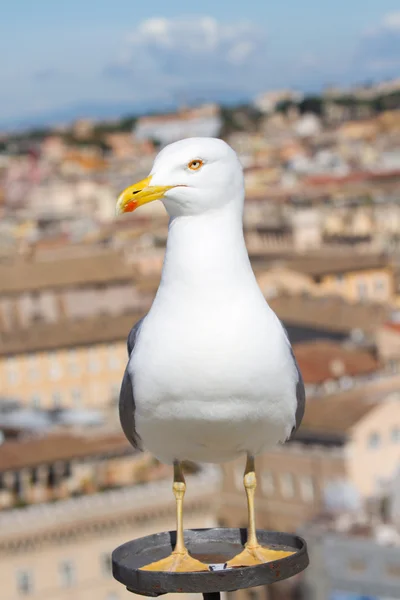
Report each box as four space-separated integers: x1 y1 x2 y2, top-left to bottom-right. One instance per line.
1 0 400 127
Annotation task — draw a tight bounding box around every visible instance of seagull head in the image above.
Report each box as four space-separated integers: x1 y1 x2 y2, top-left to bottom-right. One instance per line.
116 137 244 218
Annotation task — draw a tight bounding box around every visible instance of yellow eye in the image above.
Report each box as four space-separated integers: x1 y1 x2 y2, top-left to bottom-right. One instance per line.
188 159 203 171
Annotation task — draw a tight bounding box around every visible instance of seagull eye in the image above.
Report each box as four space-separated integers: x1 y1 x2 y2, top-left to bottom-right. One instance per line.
188 159 203 171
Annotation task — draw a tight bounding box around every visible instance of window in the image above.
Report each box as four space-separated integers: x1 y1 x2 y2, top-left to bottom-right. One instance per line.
101 553 112 576
107 344 120 370
48 352 62 380
368 432 381 449
280 473 295 498
6 358 18 385
16 570 33 595
357 281 368 301
71 389 82 407
52 392 62 409
374 277 386 293
68 350 79 376
300 475 315 503
27 355 39 381
88 348 100 373
59 560 76 588
31 395 41 409
261 471 275 496
391 427 400 443
30 468 39 485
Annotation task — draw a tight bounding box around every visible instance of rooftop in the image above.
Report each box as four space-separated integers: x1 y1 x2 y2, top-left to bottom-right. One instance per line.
0 250 136 294
283 253 391 277
1 311 145 356
298 374 400 438
268 294 390 334
293 340 380 384
300 395 379 438
0 430 132 472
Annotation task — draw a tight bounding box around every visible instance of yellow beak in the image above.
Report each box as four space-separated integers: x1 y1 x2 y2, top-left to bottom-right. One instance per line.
116 175 173 215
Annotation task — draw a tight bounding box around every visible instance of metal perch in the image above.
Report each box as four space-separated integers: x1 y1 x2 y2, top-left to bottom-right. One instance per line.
112 527 309 597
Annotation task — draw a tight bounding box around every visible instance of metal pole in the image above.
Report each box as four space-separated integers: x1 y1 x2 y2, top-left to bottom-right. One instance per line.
203 593 221 600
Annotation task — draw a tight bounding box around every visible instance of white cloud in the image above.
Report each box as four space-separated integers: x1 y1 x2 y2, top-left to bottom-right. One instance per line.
227 41 255 65
382 12 400 31
105 16 268 101
354 12 400 78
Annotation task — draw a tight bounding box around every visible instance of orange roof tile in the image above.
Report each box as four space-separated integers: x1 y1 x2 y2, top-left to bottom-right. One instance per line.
293 340 380 384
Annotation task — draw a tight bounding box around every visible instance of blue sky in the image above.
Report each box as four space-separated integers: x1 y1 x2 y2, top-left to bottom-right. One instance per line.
1 0 400 126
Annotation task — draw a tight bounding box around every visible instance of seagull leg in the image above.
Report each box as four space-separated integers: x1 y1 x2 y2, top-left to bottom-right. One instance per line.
140 461 209 572
226 455 294 568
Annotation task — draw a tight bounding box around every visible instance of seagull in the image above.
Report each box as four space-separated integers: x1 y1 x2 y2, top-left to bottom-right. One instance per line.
116 137 305 572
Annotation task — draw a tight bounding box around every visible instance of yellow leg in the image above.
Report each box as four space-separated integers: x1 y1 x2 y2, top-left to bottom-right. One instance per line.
226 456 294 568
140 461 209 572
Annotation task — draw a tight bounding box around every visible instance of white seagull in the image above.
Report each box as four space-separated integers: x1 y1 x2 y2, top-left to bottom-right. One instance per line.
116 137 305 572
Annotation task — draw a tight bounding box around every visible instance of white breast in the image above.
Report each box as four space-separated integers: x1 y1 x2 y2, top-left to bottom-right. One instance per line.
129 289 298 464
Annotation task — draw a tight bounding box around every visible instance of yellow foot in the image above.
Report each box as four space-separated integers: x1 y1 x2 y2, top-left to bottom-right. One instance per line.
226 545 294 568
140 551 209 573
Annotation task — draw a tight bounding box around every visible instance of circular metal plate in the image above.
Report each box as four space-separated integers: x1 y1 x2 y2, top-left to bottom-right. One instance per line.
112 528 309 597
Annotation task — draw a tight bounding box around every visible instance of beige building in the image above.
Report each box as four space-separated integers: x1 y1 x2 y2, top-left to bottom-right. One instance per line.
0 249 149 331
254 254 394 305
221 377 400 540
0 465 220 600
221 443 346 535
279 254 394 304
0 313 143 410
0 248 153 410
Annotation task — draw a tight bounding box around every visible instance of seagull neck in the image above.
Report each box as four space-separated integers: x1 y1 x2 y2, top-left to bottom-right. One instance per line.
161 204 252 288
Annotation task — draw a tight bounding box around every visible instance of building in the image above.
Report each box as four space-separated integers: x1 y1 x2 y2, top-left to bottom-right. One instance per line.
376 320 400 369
293 339 381 395
253 90 304 114
0 247 154 410
300 512 400 600
279 254 394 304
0 248 148 330
298 384 400 497
0 429 153 510
0 464 220 600
221 442 346 535
0 312 145 410
134 104 222 147
221 378 400 540
266 294 391 343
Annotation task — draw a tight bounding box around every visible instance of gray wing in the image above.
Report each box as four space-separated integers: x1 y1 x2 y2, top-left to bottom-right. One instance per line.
290 346 306 434
275 316 306 436
119 316 146 451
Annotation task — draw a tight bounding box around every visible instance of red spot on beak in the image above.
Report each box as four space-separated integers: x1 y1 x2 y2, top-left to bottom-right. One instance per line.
124 199 138 213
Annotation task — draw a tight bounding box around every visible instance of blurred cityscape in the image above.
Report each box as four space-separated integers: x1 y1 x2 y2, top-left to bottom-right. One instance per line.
1 77 400 600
